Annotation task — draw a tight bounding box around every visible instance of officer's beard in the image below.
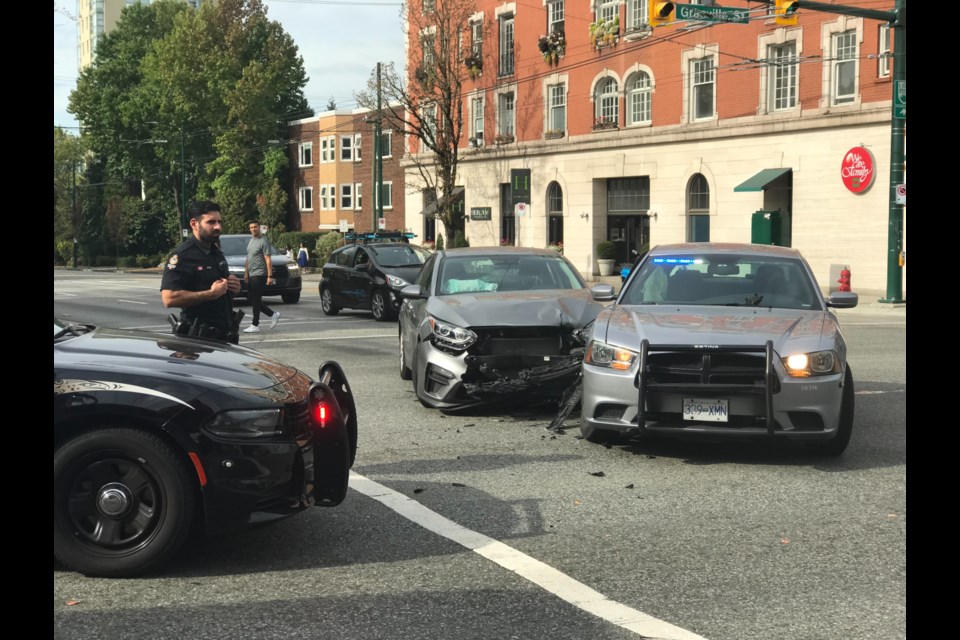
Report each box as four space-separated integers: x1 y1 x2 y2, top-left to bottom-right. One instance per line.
196 227 221 247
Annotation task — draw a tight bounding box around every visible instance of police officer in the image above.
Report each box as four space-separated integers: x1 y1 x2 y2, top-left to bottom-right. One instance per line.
161 200 242 343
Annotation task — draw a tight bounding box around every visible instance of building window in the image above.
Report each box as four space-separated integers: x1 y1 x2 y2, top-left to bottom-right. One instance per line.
472 97 484 141
547 181 564 246
597 0 618 22
595 77 619 126
687 174 710 242
548 1 564 34
378 182 394 209
421 103 437 141
769 43 797 111
626 0 648 31
423 0 435 13
299 187 313 211
499 15 514 77
691 58 715 120
627 71 651 125
471 19 483 56
354 133 362 162
832 30 857 105
340 135 353 162
422 32 435 69
321 136 336 162
340 184 353 210
498 92 515 137
878 24 891 78
320 138 329 162
355 183 362 210
380 130 393 158
548 83 566 132
607 177 649 212
320 185 329 210
298 142 313 167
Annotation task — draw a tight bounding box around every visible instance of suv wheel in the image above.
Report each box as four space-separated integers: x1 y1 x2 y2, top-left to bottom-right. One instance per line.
281 292 301 304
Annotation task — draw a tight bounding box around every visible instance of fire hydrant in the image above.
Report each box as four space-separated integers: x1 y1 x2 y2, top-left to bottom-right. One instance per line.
837 267 851 292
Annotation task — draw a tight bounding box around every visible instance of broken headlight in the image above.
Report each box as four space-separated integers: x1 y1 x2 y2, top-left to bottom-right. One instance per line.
428 317 477 352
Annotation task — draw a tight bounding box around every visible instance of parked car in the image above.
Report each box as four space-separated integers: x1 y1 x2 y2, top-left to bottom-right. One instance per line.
219 234 303 304
54 317 358 577
320 240 430 321
397 246 616 410
579 242 858 455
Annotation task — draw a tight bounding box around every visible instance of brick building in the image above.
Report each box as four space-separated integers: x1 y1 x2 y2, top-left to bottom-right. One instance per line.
402 0 905 297
287 106 406 234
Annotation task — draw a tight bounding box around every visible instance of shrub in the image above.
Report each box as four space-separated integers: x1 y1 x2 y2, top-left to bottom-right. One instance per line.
453 230 469 248
95 255 117 267
435 234 445 251
314 231 343 267
596 240 617 260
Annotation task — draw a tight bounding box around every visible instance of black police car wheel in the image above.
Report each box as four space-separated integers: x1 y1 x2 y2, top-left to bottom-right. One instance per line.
371 290 388 322
320 288 339 315
53 428 196 577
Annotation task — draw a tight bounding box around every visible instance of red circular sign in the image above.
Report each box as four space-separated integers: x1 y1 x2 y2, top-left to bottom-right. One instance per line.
840 146 876 194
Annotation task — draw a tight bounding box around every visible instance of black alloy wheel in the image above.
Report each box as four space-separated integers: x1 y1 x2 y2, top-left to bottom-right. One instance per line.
53 428 196 577
371 289 389 322
807 366 855 456
320 287 339 316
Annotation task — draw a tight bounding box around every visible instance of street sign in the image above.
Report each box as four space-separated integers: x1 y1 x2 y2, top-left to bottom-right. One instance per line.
894 80 906 119
378 217 386 230
895 183 905 205
339 219 349 233
514 202 528 216
676 3 749 23
470 207 492 221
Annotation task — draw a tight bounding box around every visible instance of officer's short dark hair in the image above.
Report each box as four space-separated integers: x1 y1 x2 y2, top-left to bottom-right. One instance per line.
247 219 260 227
188 200 221 221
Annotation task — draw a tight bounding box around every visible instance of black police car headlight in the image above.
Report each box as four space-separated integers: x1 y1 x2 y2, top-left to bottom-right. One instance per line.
204 409 283 438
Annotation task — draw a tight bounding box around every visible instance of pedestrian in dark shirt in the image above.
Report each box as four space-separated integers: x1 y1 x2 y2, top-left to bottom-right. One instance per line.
243 219 280 333
160 201 242 343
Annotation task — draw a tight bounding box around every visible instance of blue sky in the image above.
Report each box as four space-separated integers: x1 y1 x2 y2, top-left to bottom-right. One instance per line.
53 0 406 131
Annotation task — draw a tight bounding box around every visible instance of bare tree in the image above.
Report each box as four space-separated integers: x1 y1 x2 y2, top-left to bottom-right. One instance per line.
356 0 483 235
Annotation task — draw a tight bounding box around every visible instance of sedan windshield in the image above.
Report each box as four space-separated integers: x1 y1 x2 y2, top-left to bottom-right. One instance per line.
439 255 585 295
620 253 821 310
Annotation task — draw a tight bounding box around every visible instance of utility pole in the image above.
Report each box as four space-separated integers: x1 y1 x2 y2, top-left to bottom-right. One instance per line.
72 158 78 268
373 62 384 233
180 127 187 237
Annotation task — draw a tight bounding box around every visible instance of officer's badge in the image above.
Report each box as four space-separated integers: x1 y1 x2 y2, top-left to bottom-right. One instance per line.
167 254 179 270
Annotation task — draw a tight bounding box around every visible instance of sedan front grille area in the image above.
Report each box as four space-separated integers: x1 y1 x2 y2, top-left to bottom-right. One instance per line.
636 340 779 435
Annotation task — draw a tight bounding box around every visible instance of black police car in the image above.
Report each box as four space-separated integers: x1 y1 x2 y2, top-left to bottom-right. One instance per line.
54 317 358 577
319 234 429 321
219 234 303 304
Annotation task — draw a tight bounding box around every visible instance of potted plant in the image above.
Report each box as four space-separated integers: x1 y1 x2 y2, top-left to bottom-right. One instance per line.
547 241 564 254
596 240 617 276
494 132 515 144
588 16 619 50
544 128 565 139
593 116 618 130
537 31 566 66
463 54 482 79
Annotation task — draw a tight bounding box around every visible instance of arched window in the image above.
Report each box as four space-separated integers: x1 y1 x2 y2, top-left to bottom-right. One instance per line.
627 71 652 125
687 174 710 242
547 181 564 246
594 78 619 126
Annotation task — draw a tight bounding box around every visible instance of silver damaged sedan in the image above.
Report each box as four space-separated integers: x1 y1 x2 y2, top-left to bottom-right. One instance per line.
581 243 858 455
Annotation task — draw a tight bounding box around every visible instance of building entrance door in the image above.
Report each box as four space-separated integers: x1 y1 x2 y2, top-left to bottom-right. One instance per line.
607 215 649 265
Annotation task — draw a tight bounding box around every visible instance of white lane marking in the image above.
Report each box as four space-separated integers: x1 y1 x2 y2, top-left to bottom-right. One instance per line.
116 299 148 305
253 334 395 344
855 390 904 395
56 293 77 297
349 472 708 640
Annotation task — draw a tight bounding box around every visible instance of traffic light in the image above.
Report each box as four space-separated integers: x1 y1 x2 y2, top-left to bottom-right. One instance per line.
649 1 675 27
775 0 799 26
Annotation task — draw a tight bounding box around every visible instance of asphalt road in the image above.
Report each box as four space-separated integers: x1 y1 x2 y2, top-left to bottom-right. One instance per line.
53 270 906 640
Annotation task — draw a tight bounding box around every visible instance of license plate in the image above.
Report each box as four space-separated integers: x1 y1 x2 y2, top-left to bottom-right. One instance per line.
682 398 729 422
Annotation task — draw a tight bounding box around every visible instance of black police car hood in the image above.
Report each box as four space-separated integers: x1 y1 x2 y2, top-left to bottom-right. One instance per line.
54 327 300 392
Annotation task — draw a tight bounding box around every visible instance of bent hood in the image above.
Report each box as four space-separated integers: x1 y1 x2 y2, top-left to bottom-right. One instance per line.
429 290 602 329
599 305 840 354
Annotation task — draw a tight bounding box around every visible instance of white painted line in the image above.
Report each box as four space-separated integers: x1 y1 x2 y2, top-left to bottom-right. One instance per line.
116 299 148 305
56 293 77 297
855 390 904 395
253 334 395 344
349 472 708 640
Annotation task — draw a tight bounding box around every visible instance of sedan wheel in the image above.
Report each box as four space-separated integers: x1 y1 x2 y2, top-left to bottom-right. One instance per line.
53 428 196 577
371 290 389 322
411 343 432 408
320 287 339 316
399 328 412 380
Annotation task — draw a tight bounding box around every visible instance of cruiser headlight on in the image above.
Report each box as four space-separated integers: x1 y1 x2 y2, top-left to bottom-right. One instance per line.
386 274 409 288
782 350 839 377
428 317 477 352
204 409 283 438
585 340 638 371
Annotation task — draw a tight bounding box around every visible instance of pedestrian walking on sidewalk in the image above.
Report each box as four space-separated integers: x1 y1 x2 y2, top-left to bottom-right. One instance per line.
243 220 280 333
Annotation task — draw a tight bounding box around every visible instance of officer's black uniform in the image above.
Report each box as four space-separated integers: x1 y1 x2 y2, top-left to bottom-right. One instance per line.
160 236 237 343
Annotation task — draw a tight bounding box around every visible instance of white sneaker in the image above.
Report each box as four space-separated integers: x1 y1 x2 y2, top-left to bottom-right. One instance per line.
269 312 281 329
243 325 261 333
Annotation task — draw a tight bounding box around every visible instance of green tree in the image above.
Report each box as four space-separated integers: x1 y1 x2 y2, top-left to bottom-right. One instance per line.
53 127 88 245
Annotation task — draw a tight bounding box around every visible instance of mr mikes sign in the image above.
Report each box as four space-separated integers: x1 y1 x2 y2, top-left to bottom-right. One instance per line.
840 146 876 194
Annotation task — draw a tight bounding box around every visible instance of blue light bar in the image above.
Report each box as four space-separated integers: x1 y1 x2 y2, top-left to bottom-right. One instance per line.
652 257 702 264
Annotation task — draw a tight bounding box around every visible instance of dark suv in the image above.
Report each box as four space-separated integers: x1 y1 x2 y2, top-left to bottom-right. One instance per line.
320 240 429 321
220 234 303 304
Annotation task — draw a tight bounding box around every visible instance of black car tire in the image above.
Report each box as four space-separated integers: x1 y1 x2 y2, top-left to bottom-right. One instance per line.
807 366 855 456
411 343 432 408
399 328 412 380
320 287 340 316
281 292 301 304
579 423 619 445
371 289 390 322
312 416 351 507
53 428 197 578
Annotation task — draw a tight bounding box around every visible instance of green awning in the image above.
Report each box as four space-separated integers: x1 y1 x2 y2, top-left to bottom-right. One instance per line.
734 168 791 192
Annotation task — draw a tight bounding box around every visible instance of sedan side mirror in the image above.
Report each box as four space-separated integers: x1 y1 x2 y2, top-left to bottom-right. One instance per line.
825 291 859 309
398 284 426 300
590 283 617 302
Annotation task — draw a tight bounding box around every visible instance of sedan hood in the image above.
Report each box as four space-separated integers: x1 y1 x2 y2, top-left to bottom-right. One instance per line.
430 289 602 328
54 327 300 391
600 305 839 354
